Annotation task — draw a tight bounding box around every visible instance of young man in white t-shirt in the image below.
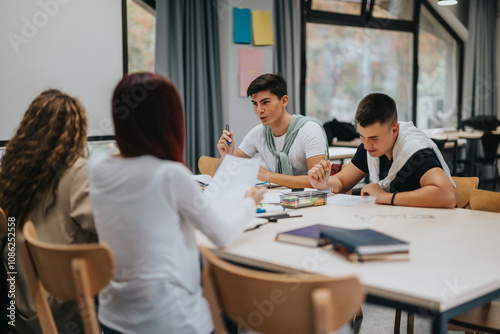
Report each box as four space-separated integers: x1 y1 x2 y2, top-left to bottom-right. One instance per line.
217 73 327 188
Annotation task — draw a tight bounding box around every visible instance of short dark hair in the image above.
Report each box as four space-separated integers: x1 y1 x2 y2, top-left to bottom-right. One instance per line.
355 93 398 127
246 73 287 99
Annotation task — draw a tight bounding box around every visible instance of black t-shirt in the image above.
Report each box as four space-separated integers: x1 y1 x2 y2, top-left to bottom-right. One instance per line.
351 144 442 193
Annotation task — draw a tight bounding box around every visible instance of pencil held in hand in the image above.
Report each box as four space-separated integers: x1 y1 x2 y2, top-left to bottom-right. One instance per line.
325 149 329 182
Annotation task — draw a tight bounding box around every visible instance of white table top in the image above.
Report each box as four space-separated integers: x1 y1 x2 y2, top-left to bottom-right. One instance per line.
331 135 467 149
197 196 500 313
328 146 357 160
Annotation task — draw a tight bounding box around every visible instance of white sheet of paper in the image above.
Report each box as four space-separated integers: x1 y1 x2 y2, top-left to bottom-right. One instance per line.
203 155 260 212
327 194 375 206
261 193 281 204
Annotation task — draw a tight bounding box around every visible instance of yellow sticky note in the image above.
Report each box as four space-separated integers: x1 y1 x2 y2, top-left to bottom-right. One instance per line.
252 11 274 46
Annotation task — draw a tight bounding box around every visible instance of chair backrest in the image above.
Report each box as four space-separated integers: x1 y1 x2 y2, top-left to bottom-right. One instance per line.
198 156 220 177
481 133 500 163
21 221 115 334
469 189 500 213
0 207 7 234
200 247 364 334
451 176 479 209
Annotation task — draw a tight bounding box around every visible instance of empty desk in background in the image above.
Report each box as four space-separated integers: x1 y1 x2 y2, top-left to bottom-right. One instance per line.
332 136 464 150
425 133 466 176
425 129 497 177
197 199 500 334
331 138 362 148
328 147 357 165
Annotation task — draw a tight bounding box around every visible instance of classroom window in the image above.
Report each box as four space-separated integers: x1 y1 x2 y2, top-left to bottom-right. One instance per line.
371 0 414 21
305 0 463 129
127 0 155 73
306 24 413 125
417 6 459 130
311 0 364 15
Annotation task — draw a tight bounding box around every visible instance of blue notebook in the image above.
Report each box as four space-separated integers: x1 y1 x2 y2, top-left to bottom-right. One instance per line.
320 228 409 255
233 8 251 44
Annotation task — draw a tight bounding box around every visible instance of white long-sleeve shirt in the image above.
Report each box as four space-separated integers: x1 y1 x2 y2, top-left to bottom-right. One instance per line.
87 153 255 334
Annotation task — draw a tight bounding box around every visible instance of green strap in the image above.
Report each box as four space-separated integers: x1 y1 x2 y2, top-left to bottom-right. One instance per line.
263 115 326 175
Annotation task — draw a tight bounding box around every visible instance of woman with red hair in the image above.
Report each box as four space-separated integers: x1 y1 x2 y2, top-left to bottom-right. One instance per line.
87 72 265 334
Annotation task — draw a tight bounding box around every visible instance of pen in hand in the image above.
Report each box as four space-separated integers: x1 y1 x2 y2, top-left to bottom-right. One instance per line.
325 149 329 183
225 124 231 147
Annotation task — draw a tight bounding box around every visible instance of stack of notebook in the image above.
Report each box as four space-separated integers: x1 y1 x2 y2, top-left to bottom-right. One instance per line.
275 224 409 262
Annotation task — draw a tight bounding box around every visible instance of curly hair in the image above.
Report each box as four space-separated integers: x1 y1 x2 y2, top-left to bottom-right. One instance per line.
0 89 87 227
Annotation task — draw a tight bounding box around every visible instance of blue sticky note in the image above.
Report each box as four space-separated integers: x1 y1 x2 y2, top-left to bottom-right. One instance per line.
233 8 251 44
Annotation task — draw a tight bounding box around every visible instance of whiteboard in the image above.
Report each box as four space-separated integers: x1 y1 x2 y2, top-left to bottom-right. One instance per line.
0 0 124 142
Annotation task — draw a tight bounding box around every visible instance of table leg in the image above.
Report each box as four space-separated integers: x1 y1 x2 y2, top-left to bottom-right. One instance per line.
465 139 479 177
452 140 458 175
431 314 448 334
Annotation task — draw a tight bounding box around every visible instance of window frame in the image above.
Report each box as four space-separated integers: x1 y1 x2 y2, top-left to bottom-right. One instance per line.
301 0 464 129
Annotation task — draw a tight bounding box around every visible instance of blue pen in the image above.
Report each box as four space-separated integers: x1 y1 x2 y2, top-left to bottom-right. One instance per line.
225 124 231 147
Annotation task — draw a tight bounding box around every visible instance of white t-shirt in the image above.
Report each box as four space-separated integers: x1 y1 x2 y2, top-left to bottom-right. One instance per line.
87 153 255 334
239 121 327 175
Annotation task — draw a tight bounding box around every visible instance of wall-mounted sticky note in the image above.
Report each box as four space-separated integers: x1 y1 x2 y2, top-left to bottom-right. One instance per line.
233 8 251 44
239 48 264 97
252 11 274 46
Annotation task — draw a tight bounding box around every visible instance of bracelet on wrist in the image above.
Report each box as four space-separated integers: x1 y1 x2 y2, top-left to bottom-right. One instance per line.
391 191 398 206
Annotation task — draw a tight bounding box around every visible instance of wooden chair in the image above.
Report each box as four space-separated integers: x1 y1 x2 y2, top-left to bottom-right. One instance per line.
469 188 500 213
198 156 220 177
451 176 479 209
200 246 365 334
449 300 500 333
0 207 7 234
20 221 115 334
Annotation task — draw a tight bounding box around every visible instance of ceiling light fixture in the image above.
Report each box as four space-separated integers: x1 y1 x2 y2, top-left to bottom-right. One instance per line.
438 0 458 5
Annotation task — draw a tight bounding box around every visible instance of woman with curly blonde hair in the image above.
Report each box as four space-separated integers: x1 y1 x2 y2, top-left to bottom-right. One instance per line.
0 89 97 334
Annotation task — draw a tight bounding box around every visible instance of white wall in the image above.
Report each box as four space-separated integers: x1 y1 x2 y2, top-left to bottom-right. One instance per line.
218 0 274 148
0 0 123 142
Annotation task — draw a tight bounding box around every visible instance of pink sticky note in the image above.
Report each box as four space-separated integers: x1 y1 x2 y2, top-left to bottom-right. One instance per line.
239 48 264 97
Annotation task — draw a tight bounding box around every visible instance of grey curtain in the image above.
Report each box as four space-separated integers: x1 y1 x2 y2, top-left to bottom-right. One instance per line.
273 0 302 115
463 0 497 118
155 0 222 171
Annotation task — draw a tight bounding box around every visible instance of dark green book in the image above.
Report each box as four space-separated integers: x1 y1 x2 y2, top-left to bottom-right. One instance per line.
320 228 409 255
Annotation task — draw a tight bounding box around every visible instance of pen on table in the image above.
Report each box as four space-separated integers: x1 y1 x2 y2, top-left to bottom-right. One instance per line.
325 149 329 182
225 124 231 147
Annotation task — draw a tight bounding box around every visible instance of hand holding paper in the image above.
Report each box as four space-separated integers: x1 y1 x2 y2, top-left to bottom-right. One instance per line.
204 155 262 212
